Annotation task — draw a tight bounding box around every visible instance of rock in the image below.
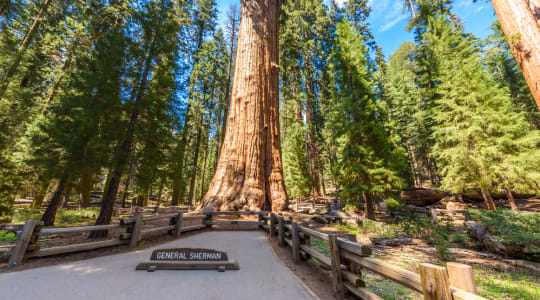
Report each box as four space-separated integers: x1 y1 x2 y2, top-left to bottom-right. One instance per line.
371 237 414 247
342 217 363 227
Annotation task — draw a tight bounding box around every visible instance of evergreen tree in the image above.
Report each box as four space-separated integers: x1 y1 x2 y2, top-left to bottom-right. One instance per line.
420 6 540 210
329 21 406 219
484 20 540 129
385 42 424 187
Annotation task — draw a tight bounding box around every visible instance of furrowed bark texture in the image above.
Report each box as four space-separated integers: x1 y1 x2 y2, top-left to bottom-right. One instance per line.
199 0 288 212
491 0 540 108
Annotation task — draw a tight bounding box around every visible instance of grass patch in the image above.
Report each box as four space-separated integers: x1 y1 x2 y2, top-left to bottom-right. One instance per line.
310 238 330 257
363 271 420 300
11 208 99 226
474 267 540 300
335 219 401 239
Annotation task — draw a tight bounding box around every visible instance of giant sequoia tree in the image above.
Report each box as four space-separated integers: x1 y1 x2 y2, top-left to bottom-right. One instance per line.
199 0 288 212
491 0 540 109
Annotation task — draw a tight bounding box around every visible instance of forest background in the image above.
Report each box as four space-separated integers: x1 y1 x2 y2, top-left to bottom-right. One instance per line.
0 0 538 226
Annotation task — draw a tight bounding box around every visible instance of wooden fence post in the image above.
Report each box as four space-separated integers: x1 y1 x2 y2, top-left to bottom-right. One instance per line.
269 213 276 236
278 216 285 247
206 213 213 228
129 209 143 248
446 262 478 294
175 212 183 238
419 263 452 300
329 234 345 300
8 220 40 268
258 213 263 229
291 222 300 263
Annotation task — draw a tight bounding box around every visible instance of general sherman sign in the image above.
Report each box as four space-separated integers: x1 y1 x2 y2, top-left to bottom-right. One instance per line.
150 248 228 261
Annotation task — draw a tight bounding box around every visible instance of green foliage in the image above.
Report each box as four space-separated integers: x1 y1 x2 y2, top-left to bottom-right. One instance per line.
328 20 406 206
383 198 401 212
470 209 540 255
484 21 540 130
12 208 99 226
12 209 42 223
0 230 17 242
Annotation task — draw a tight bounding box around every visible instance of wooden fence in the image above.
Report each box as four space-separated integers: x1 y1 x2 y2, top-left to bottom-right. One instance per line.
5 210 206 268
5 210 485 299
261 213 485 300
113 205 189 217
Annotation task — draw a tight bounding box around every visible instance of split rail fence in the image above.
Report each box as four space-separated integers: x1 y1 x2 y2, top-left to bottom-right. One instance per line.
260 213 486 300
4 210 206 268
5 210 485 300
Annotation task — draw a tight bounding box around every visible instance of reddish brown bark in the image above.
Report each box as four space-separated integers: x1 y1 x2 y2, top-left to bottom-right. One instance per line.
199 0 288 212
364 192 375 220
492 0 540 108
41 173 69 226
504 189 519 211
481 187 497 211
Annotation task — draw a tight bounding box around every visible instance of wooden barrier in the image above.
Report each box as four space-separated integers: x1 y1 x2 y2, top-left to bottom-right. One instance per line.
7 211 206 267
201 211 268 229
7 210 486 300
261 213 485 300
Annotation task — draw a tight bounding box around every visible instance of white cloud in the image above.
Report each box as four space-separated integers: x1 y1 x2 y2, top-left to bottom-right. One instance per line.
367 0 407 33
379 14 407 32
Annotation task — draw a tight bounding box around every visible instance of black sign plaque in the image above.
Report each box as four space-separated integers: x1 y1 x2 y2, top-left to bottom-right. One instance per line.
150 248 228 261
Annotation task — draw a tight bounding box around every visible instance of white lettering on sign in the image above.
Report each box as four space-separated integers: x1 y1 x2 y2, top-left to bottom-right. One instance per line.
156 252 187 260
189 252 222 260
150 248 228 261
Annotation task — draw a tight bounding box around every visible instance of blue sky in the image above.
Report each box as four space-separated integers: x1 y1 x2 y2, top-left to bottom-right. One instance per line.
214 0 497 58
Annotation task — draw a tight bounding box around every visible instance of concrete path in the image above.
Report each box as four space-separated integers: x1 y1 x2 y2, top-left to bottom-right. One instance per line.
0 231 314 300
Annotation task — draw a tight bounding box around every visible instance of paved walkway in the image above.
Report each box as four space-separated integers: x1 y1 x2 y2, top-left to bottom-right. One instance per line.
0 231 314 300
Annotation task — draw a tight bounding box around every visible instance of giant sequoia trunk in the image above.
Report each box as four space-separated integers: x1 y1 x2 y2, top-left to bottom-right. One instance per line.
491 0 540 108
199 0 288 212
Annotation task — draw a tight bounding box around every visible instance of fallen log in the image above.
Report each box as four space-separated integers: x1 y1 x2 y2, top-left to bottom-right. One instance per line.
401 189 450 203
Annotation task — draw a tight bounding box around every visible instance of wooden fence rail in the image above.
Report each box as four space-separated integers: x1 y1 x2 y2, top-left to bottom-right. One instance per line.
6 210 486 300
6 210 207 268
261 213 486 300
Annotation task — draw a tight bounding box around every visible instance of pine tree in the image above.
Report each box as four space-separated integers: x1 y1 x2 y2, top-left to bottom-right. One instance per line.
420 7 540 210
484 21 540 129
329 21 406 219
385 42 424 187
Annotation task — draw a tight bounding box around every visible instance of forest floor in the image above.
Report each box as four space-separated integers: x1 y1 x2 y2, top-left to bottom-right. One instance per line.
274 205 540 300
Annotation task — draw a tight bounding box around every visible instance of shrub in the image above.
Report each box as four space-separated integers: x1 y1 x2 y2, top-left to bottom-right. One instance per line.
384 198 401 212
0 230 17 242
